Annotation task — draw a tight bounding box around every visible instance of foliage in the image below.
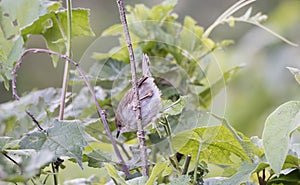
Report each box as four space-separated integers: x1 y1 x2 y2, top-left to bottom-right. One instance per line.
0 0 299 184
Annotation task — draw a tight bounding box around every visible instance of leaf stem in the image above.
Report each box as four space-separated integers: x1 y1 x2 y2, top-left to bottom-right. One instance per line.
59 0 73 120
193 141 202 183
204 0 256 37
116 0 148 176
11 48 130 176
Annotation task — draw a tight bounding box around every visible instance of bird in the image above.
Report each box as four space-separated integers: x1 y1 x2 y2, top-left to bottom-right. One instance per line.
115 54 161 137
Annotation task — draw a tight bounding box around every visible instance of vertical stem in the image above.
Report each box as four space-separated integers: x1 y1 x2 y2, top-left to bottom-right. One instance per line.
193 141 202 183
55 1 72 184
59 0 72 120
116 0 148 176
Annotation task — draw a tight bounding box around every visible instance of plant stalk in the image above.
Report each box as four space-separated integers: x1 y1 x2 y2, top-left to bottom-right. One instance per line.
59 0 72 120
116 0 148 176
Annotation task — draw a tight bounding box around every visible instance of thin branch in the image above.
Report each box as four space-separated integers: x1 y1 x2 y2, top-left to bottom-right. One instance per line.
11 48 130 176
116 0 148 176
2 152 22 168
25 111 43 131
51 163 58 185
182 154 191 175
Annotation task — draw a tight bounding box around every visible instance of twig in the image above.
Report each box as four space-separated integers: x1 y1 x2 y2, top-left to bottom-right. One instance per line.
116 0 148 176
182 154 191 175
25 111 43 131
2 152 22 169
11 48 130 176
51 163 58 185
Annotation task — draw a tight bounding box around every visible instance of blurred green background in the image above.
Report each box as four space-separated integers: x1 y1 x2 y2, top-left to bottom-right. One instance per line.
0 0 299 138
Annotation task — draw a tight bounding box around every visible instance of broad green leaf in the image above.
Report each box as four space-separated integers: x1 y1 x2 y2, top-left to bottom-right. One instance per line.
0 88 71 138
262 101 300 175
199 64 244 109
0 0 60 39
146 162 168 185
172 126 261 166
101 24 123 36
287 67 300 85
88 58 127 81
179 16 203 52
0 0 60 85
21 8 94 66
162 96 188 116
267 168 300 185
0 137 13 150
64 86 107 119
169 175 190 185
23 149 55 178
85 150 111 168
216 162 258 185
105 163 128 185
64 175 99 185
19 120 87 168
125 176 148 185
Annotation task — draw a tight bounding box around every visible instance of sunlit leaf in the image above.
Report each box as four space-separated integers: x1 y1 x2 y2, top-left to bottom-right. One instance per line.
216 162 258 185
21 8 95 66
169 175 190 185
287 67 300 85
64 175 99 185
262 101 300 175
173 125 261 166
145 162 168 185
0 0 60 84
105 163 128 185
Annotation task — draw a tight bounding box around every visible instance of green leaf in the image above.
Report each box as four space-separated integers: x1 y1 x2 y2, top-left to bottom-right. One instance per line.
23 149 55 178
172 125 261 166
216 162 258 185
125 176 148 185
21 8 94 66
19 119 87 168
101 24 123 36
262 101 300 175
146 162 168 185
162 96 188 116
169 175 190 185
267 168 300 185
199 64 244 109
88 58 127 81
64 175 99 185
0 88 71 138
0 137 13 150
179 16 203 52
287 67 300 85
0 0 60 84
105 163 128 185
85 150 111 168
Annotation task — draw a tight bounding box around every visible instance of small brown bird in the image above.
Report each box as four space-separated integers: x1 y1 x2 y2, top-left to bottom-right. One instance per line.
115 54 161 137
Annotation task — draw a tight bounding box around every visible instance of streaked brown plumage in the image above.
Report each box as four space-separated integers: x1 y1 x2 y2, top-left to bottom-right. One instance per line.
115 54 161 137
